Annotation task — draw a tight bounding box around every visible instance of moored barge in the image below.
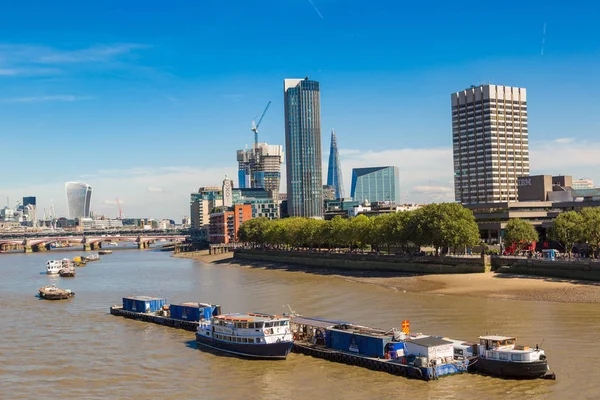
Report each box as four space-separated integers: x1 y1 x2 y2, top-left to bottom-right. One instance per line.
110 296 222 332
290 317 468 380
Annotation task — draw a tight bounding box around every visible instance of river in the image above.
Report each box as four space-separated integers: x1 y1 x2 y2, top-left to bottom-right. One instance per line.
1 250 598 399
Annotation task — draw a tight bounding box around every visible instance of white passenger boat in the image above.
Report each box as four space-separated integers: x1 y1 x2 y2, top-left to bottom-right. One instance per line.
46 259 72 274
196 312 294 359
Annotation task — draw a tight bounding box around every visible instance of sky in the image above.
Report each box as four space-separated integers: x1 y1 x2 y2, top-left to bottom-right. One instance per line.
0 0 599 219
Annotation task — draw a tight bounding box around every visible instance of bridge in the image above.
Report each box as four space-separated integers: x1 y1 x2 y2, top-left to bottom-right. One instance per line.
0 234 186 253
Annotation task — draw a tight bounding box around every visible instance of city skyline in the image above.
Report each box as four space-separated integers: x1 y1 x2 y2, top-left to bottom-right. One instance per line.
1 2 599 218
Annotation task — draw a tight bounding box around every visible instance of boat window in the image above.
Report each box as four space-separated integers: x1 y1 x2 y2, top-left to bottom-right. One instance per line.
255 322 263 329
506 339 515 345
282 321 289 326
265 322 273 328
499 352 509 360
248 323 255 329
242 338 248 343
511 354 522 361
248 338 254 343
242 323 248 329
256 338 261 343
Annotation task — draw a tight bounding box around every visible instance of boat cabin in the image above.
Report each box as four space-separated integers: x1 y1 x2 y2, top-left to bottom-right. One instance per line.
479 335 516 350
200 312 292 345
478 335 545 362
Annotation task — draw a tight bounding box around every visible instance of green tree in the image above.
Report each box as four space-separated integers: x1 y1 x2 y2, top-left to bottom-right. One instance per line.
330 216 350 249
580 208 600 258
549 211 583 257
410 203 481 255
349 214 372 252
503 218 539 251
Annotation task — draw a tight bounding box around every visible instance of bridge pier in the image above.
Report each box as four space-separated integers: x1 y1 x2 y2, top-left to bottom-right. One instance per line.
35 244 47 252
91 242 100 250
83 243 92 251
137 241 149 249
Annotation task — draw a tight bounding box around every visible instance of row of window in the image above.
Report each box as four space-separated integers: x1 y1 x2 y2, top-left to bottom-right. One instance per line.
214 333 259 343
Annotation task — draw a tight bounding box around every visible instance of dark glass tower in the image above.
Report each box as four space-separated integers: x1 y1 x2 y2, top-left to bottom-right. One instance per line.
284 78 323 218
326 129 344 199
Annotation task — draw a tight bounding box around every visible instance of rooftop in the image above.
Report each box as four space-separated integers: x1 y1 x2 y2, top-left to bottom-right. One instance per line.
479 335 516 341
215 312 288 322
408 336 453 348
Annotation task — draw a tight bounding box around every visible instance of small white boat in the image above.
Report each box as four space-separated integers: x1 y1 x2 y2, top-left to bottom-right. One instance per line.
46 259 72 274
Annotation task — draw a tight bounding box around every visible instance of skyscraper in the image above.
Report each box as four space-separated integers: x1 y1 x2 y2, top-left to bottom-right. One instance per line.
452 84 529 204
65 182 92 219
326 129 345 199
236 142 284 193
350 166 400 204
284 77 323 218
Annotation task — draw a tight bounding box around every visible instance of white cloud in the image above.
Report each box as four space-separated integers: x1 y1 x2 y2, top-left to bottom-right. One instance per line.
553 138 574 144
336 147 455 204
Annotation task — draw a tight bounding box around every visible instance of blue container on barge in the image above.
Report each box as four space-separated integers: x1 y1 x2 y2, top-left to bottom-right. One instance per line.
169 303 222 321
122 296 167 313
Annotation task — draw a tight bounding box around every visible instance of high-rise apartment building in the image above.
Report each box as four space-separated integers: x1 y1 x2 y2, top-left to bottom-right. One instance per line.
236 142 284 193
65 182 92 219
284 77 323 218
350 166 400 204
23 196 36 207
326 129 344 199
452 84 530 204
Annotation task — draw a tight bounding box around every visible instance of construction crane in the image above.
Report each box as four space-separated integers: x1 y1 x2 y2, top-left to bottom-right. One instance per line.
116 197 123 220
251 101 271 147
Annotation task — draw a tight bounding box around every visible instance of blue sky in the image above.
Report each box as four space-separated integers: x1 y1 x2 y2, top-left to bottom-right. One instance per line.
1 0 599 219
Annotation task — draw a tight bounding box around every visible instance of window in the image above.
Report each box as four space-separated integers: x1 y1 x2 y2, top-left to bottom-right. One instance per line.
511 354 522 361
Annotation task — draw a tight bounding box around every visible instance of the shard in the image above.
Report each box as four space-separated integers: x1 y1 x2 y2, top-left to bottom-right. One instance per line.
326 129 345 199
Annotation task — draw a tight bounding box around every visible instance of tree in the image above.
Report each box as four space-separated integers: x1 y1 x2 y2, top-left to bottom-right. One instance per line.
549 211 583 257
410 203 481 255
503 218 538 251
349 214 372 252
580 208 600 258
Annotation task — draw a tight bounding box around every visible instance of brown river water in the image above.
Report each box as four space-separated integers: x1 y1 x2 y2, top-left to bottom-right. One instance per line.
1 250 599 400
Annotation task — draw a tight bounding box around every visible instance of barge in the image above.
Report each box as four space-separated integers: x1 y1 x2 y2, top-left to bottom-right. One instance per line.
39 285 75 300
290 317 468 380
110 297 222 332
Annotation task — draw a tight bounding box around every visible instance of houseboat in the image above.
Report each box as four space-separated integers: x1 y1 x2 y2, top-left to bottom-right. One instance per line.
196 312 294 359
468 335 553 379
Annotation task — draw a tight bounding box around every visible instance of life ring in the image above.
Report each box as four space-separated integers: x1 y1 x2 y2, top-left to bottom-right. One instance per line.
427 371 434 380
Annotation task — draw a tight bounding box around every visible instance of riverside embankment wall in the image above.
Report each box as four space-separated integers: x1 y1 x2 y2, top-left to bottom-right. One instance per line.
233 250 491 274
492 257 600 281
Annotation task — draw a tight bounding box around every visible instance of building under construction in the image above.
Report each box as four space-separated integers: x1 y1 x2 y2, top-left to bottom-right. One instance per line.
237 142 284 193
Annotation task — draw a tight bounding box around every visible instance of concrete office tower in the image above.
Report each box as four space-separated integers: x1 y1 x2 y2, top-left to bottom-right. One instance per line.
452 84 530 203
284 77 323 218
326 129 345 199
65 182 92 219
236 143 284 193
350 166 400 204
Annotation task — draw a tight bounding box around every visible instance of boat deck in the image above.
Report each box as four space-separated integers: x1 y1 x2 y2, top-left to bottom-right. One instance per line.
110 306 200 332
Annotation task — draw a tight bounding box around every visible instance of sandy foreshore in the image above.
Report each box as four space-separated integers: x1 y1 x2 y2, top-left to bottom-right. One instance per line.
173 251 600 303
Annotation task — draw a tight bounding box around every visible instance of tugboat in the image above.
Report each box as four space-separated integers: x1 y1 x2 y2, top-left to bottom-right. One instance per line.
196 312 294 359
59 265 76 277
469 335 554 379
38 285 75 300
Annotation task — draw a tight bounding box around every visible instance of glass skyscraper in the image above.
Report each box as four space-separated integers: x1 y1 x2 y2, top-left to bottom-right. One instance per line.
65 182 92 219
284 78 323 218
350 166 400 204
326 129 344 199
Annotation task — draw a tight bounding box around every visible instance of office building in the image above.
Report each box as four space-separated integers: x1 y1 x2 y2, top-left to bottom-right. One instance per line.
190 186 223 239
237 142 284 192
65 182 92 219
284 77 323 218
452 84 529 204
23 196 36 207
350 166 400 204
209 204 252 244
573 178 594 190
326 129 345 199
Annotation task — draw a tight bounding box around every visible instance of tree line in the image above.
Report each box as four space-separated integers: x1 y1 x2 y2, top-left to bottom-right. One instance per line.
237 203 481 255
501 208 600 257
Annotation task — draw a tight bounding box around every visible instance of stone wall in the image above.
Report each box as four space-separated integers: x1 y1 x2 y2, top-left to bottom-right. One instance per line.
233 249 491 274
492 257 600 281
